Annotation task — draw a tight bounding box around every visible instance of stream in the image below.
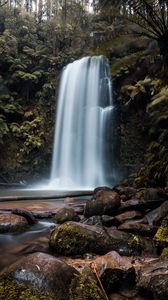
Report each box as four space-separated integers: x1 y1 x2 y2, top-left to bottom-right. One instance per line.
0 189 90 272
0 219 54 271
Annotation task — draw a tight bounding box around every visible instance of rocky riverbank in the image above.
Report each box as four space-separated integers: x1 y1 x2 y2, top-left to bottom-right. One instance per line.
0 185 168 300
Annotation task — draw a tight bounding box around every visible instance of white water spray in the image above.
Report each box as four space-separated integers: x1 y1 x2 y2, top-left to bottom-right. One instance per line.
49 56 114 190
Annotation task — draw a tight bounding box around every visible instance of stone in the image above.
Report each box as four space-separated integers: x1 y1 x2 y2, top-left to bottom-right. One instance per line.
102 215 117 227
137 258 168 300
161 248 168 258
136 188 166 201
71 204 85 215
120 198 165 213
114 211 142 224
83 215 116 227
12 208 36 225
114 186 136 200
93 250 133 275
93 251 135 293
1 252 78 298
69 266 105 300
49 221 133 256
118 220 155 236
84 190 120 217
0 213 28 233
145 207 160 226
154 216 168 248
54 207 80 224
83 216 103 226
153 201 168 226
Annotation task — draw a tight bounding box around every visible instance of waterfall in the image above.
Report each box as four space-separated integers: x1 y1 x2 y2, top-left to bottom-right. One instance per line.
49 56 115 190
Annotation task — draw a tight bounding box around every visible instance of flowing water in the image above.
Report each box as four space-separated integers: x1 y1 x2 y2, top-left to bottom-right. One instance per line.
49 55 115 190
0 197 88 271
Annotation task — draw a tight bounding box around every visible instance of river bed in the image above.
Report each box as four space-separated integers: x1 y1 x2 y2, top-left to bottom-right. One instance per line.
0 190 89 272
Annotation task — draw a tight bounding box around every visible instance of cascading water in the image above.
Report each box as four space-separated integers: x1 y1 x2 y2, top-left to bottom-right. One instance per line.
49 55 115 190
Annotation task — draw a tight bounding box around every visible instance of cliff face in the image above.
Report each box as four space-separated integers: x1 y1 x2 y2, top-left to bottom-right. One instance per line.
112 50 168 187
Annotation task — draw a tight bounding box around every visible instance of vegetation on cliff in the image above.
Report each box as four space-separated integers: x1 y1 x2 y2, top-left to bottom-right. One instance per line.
0 2 90 181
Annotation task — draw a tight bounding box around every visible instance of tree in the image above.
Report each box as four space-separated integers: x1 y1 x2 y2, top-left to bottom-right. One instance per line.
99 0 168 67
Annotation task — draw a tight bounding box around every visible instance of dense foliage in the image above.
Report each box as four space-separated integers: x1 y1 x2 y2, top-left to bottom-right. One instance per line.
0 3 91 181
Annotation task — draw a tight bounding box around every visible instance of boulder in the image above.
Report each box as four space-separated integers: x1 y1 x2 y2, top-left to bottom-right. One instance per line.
154 216 168 249
153 201 168 226
114 211 142 224
49 221 133 256
0 213 28 233
114 186 136 200
136 188 166 201
1 252 78 298
137 258 168 300
93 251 133 276
118 220 155 236
12 209 36 225
120 198 165 213
145 207 160 226
69 266 105 300
84 190 120 217
93 251 135 293
71 204 85 215
54 207 80 224
83 215 116 227
101 215 117 227
83 215 104 226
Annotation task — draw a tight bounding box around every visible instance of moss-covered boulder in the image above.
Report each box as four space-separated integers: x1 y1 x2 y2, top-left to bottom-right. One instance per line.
1 252 78 299
69 266 105 300
49 221 133 256
0 213 28 233
161 248 168 258
54 207 80 224
0 279 55 300
154 217 168 249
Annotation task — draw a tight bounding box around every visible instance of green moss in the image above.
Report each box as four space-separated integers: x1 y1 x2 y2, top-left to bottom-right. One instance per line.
110 51 144 77
69 267 105 300
161 248 168 257
154 218 168 248
50 223 92 255
128 235 143 254
0 279 55 300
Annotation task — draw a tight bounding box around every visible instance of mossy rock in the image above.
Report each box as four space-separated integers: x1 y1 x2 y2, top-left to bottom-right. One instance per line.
161 248 168 258
0 279 55 300
49 221 111 256
49 221 134 256
154 217 168 249
0 252 77 300
69 266 105 300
